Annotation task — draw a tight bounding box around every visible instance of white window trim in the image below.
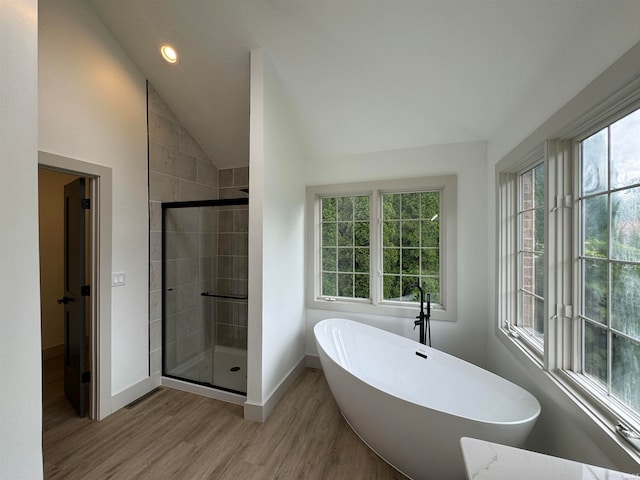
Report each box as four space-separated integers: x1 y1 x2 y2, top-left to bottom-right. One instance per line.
496 81 640 458
306 175 457 321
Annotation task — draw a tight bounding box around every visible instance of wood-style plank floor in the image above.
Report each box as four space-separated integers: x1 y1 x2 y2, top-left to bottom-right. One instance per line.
43 357 407 479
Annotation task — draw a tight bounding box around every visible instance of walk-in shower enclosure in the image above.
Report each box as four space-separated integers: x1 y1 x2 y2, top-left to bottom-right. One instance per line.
162 198 249 395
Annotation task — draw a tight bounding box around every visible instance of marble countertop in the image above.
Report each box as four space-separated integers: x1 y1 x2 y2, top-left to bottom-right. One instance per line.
460 437 640 480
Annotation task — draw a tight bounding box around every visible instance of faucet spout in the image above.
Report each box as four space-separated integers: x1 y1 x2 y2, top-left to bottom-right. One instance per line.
403 283 431 346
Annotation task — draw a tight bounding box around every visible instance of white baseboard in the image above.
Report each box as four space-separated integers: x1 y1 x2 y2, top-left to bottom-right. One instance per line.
111 375 161 413
305 354 322 369
244 356 306 422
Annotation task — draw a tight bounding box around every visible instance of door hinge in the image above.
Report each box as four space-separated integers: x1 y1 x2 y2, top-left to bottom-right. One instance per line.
81 198 91 210
82 371 91 383
81 285 90 296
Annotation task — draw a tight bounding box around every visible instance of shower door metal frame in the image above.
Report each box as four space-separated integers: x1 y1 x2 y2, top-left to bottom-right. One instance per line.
161 197 249 394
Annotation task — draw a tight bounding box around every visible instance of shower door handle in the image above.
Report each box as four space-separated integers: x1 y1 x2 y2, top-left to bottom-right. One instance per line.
201 292 248 300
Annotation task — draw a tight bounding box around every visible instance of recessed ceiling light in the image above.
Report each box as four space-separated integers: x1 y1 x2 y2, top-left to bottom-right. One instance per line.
160 44 179 65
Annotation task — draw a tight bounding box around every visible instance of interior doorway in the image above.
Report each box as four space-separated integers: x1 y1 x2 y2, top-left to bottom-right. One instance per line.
39 151 113 422
39 167 93 418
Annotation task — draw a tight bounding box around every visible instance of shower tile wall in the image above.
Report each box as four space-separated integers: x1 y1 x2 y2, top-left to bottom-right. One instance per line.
148 82 218 376
216 203 249 349
216 167 249 349
148 84 249 374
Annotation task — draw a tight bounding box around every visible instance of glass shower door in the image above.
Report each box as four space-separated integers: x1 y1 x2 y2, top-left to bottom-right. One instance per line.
162 199 248 394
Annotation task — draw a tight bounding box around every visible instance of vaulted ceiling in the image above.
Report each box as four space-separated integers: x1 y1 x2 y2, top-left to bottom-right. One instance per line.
87 0 640 169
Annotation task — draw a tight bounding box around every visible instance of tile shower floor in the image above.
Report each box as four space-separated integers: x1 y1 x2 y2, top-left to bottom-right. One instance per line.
167 347 247 394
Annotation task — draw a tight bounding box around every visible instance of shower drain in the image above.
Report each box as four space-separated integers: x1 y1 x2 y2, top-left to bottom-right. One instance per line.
230 366 241 372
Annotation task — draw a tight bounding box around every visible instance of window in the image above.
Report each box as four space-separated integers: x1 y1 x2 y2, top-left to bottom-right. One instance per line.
497 102 640 452
320 195 370 299
517 162 545 351
579 109 640 417
381 192 441 304
307 176 456 320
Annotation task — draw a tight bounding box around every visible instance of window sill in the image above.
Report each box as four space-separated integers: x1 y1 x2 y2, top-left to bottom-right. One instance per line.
496 327 640 466
498 325 544 369
307 297 456 322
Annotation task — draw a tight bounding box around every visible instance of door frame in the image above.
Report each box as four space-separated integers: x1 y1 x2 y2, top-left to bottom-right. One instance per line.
39 151 113 420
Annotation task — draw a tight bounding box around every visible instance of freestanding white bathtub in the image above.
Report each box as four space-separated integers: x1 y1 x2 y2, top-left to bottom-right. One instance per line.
314 318 541 480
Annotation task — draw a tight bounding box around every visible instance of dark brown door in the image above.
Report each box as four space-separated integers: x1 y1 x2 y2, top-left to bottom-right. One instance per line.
60 178 88 417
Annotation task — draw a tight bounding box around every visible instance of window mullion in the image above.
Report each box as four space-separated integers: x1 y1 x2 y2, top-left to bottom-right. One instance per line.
371 190 380 306
545 140 558 370
572 141 583 373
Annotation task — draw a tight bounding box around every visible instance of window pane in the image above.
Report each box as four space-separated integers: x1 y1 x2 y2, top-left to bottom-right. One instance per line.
582 128 608 195
611 108 640 190
421 248 439 276
354 274 370 299
421 219 439 247
401 248 419 275
322 223 336 246
383 248 400 274
535 297 545 337
401 220 420 247
611 187 640 262
534 206 544 251
383 221 399 247
383 275 400 299
401 192 420 218
521 210 535 251
534 164 545 208
322 247 336 272
337 249 353 272
383 194 400 219
337 197 354 221
338 273 353 297
584 195 608 258
421 277 440 305
521 169 534 210
521 292 544 338
354 196 370 221
402 276 419 296
354 221 370 247
421 191 439 219
354 248 369 273
534 253 544 297
611 263 640 340
322 197 337 222
521 252 544 298
612 333 640 413
584 259 608 325
584 321 608 387
337 222 353 246
322 273 337 297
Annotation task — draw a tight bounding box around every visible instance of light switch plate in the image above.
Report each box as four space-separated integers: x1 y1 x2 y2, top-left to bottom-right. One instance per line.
112 272 126 286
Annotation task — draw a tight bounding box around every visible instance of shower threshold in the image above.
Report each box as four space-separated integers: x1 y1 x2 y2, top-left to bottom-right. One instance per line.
161 375 246 406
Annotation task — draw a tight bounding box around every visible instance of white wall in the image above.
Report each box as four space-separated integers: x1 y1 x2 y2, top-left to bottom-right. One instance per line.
0 0 43 477
486 41 640 471
247 49 307 419
304 142 489 367
39 0 151 400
